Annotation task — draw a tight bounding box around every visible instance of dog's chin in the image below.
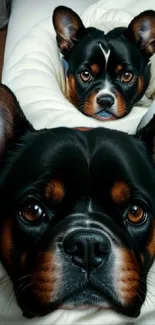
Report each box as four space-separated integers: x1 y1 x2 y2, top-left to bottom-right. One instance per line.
59 289 113 310
60 290 141 318
20 285 142 319
92 110 117 121
21 289 114 318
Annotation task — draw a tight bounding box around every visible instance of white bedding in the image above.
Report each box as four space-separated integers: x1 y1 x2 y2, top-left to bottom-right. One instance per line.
1 0 155 324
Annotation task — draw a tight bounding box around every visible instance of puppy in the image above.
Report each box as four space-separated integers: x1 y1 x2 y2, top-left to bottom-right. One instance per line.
53 7 155 121
0 84 155 319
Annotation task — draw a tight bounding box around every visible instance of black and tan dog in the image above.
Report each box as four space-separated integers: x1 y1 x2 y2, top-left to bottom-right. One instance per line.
0 84 155 318
53 7 155 121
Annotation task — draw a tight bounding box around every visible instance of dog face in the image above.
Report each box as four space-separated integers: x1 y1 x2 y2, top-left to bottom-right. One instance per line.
1 85 155 318
53 7 155 120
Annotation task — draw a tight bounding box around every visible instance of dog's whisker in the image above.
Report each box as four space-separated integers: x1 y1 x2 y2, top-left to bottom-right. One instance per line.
16 282 34 299
139 280 155 309
15 274 31 284
144 290 155 310
3 288 15 314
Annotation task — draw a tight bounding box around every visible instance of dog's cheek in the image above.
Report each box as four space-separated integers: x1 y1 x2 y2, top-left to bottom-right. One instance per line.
0 218 14 267
115 91 127 117
66 74 79 107
83 92 98 116
31 251 61 305
146 222 155 258
113 247 140 306
137 76 144 96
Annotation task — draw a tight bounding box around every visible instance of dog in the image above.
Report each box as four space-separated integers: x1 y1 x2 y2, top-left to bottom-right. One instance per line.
0 83 155 319
53 7 155 121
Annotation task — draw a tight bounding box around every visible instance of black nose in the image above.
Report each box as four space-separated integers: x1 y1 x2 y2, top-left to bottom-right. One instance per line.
63 229 111 270
97 94 114 108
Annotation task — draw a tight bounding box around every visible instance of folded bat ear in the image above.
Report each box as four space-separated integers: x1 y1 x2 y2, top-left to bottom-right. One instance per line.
0 83 34 159
124 10 155 58
53 6 86 59
136 115 155 165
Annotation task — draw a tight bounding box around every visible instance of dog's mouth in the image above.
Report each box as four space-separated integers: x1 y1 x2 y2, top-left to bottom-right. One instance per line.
59 288 113 310
21 288 113 318
17 279 142 318
93 110 117 121
59 287 141 318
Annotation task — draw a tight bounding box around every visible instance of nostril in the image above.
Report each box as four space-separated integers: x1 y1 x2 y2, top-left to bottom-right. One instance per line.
63 239 78 255
96 240 111 255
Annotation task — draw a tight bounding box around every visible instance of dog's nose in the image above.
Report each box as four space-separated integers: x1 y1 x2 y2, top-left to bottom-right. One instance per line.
97 94 114 108
63 229 111 270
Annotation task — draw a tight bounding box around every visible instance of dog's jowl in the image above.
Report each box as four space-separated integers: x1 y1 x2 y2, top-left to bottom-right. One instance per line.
0 84 155 318
53 7 155 120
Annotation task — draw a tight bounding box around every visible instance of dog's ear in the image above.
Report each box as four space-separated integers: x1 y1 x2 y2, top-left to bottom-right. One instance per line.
53 6 86 58
136 115 155 164
0 83 34 159
125 10 155 58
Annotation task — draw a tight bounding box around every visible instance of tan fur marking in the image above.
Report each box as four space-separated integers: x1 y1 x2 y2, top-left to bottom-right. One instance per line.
91 64 100 75
138 76 144 95
115 64 123 73
20 252 27 270
147 222 155 257
66 74 79 106
115 91 126 117
32 251 60 304
83 92 98 116
116 248 140 306
111 181 131 204
0 219 13 265
45 179 65 201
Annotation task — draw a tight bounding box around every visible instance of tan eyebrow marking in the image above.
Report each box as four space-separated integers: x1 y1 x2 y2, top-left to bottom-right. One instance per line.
111 181 131 204
91 63 100 75
115 64 124 73
45 179 65 201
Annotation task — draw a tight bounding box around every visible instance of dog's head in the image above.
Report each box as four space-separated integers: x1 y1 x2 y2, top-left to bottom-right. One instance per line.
1 84 155 318
53 7 155 121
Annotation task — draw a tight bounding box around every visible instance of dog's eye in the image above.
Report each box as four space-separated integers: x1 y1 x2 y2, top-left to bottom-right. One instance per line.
121 71 134 83
80 70 92 82
20 202 45 223
127 205 146 224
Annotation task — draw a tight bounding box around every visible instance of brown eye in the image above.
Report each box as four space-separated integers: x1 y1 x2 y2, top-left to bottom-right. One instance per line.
80 70 92 82
121 71 134 83
21 202 45 223
127 205 146 224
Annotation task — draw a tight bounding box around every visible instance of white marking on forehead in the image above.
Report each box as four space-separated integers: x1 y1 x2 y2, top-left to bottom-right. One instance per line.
99 43 110 69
